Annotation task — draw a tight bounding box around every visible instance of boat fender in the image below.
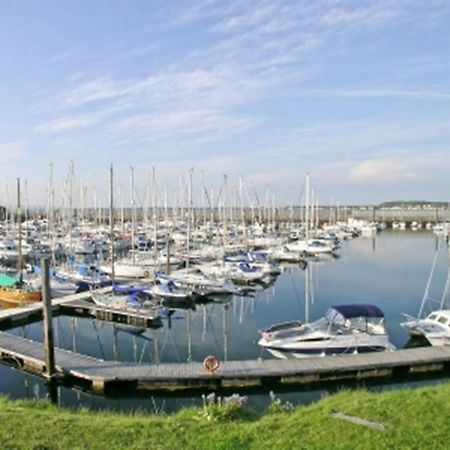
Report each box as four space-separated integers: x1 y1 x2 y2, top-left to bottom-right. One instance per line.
203 355 220 374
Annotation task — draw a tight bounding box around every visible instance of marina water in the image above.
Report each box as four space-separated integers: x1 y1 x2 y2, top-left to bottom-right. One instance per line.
1 229 449 412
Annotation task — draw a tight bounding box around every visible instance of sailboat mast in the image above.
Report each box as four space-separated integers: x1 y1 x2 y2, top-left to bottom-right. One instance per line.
186 169 193 272
305 173 310 241
17 178 23 282
130 166 136 264
152 166 158 264
109 164 115 281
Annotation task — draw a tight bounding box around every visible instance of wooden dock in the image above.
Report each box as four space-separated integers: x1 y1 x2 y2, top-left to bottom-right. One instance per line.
0 288 161 330
0 288 112 329
1 329 450 395
59 299 162 328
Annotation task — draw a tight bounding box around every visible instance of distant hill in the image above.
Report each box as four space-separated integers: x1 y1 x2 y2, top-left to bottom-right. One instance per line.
379 201 448 208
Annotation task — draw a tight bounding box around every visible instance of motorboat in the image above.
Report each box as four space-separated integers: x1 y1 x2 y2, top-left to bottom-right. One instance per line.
155 271 237 296
401 245 450 346
91 290 155 311
147 280 196 309
258 304 395 359
148 280 193 301
401 310 450 346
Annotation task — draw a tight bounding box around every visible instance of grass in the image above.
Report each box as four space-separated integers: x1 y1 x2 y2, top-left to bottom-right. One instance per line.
1 383 450 449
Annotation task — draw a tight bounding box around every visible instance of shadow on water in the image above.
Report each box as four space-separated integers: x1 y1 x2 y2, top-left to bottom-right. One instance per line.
404 336 431 349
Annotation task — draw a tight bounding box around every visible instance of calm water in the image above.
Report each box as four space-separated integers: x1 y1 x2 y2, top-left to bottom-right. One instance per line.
1 230 449 412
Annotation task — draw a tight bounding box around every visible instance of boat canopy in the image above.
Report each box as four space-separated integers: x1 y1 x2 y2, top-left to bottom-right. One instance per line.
330 304 385 319
0 274 19 288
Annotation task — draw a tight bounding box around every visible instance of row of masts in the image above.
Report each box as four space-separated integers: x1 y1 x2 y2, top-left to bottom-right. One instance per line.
1 163 337 230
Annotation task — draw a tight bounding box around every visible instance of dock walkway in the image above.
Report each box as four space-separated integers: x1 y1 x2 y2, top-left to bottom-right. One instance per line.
1 330 450 394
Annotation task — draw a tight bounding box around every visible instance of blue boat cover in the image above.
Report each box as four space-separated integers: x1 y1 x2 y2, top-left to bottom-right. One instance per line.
332 304 384 318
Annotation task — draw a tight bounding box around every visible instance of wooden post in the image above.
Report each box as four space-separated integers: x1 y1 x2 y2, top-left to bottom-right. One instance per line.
41 258 55 379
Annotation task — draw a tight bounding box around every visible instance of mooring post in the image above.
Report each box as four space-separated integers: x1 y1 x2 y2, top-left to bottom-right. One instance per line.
41 257 56 379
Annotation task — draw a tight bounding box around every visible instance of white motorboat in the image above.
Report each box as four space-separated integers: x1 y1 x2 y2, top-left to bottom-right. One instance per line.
156 270 237 296
258 304 395 358
401 245 450 346
148 280 193 301
401 310 450 346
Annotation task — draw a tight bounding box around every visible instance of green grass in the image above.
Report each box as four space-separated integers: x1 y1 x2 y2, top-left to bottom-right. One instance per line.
1 383 450 449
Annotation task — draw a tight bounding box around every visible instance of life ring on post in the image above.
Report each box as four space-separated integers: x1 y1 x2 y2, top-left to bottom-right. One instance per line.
203 355 220 374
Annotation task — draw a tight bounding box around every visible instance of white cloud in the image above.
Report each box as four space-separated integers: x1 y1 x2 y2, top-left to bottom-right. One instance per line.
321 4 403 26
118 109 254 139
64 78 124 106
348 153 450 183
34 115 101 133
348 157 418 182
285 88 450 100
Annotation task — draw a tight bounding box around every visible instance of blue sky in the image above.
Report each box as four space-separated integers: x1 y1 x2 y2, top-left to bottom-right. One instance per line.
1 0 450 207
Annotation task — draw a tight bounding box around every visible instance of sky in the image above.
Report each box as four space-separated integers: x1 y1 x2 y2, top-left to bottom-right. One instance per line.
1 0 450 207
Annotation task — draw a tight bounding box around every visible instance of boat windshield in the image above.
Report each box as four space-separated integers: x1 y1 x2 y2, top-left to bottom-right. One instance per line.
325 307 385 333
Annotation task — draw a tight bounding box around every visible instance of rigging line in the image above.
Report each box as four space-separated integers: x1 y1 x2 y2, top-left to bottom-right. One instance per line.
202 185 213 209
138 340 148 364
91 320 106 360
203 303 223 354
418 243 440 319
159 325 182 363
168 328 182 362
290 270 303 317
296 178 306 208
440 264 450 309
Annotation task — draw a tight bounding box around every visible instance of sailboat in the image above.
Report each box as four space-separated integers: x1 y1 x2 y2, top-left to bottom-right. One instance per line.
0 179 42 307
401 244 450 346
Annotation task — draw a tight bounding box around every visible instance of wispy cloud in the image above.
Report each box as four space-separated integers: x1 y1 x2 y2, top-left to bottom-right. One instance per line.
320 4 403 26
64 78 126 106
284 88 450 100
35 116 99 133
118 109 255 139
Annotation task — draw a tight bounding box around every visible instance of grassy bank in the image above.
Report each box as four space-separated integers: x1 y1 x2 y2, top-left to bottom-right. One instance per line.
1 383 449 449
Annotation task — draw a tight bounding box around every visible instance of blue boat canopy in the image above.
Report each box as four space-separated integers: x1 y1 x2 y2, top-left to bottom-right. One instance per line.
331 304 385 319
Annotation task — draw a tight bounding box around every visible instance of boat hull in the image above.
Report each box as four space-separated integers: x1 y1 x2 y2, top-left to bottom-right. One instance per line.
0 287 42 307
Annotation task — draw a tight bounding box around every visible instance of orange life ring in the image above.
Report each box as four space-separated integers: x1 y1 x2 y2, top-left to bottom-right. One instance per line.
203 355 220 373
